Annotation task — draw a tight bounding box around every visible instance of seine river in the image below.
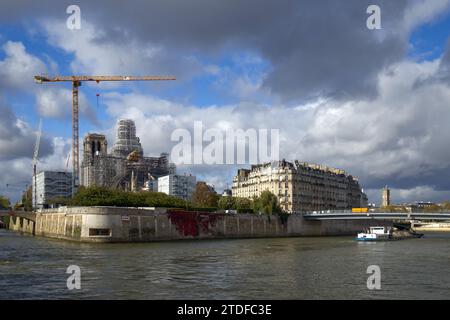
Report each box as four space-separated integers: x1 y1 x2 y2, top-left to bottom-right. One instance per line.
0 229 449 299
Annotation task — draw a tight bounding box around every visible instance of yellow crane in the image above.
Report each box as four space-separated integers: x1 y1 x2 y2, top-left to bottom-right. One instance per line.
34 75 176 195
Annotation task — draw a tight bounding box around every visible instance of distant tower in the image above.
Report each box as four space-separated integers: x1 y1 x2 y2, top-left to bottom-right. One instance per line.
111 119 143 158
382 186 391 207
83 134 107 160
81 134 108 187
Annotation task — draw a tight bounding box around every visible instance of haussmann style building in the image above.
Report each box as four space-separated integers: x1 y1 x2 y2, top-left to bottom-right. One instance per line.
232 160 368 213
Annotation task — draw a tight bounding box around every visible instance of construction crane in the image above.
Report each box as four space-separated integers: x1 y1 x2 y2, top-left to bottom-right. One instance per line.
32 119 42 211
34 75 176 196
66 151 70 169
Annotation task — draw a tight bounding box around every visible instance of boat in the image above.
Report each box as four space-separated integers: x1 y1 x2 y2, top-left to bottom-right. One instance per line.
356 226 392 241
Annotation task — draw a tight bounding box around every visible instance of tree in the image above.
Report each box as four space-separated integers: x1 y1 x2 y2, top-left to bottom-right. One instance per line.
69 186 189 208
217 196 253 213
383 205 407 213
19 186 32 211
424 204 442 212
47 196 71 207
192 182 219 208
441 201 450 211
252 190 283 215
218 196 236 210
0 195 10 209
235 197 253 211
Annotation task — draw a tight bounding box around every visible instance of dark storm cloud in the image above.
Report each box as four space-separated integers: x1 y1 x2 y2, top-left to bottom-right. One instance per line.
0 103 53 160
85 0 411 101
364 166 450 191
2 0 412 101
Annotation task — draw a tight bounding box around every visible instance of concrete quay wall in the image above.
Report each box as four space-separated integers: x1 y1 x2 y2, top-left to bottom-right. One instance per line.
9 206 392 243
8 216 35 234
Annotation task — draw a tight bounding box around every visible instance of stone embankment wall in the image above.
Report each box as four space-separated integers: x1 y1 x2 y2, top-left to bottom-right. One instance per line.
8 206 392 243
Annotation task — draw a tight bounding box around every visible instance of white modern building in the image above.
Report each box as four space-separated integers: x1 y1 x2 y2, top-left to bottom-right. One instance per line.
142 177 158 192
32 171 72 209
158 174 196 201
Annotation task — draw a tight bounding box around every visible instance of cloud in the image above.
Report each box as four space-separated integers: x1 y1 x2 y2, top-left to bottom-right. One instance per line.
0 104 53 161
0 135 70 203
4 0 447 102
96 51 450 203
402 0 450 31
365 186 450 205
294 59 450 190
0 40 99 126
0 103 58 202
0 41 47 91
35 87 99 125
40 19 204 84
71 0 447 101
437 38 450 82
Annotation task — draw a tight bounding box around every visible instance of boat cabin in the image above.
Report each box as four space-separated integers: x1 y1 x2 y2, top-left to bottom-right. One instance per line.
369 226 387 234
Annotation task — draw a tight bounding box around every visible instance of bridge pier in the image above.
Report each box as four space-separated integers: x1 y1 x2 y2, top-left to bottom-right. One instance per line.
4 214 36 236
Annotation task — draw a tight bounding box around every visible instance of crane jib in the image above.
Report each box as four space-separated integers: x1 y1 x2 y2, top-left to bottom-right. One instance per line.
34 76 176 82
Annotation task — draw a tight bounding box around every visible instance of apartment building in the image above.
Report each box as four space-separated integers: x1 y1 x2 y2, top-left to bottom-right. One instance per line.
232 160 367 213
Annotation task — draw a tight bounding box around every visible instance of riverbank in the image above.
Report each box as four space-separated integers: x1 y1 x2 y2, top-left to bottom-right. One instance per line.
7 206 392 243
413 223 450 232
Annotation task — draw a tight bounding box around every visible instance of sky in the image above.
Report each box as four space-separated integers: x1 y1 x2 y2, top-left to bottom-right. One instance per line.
1 0 450 205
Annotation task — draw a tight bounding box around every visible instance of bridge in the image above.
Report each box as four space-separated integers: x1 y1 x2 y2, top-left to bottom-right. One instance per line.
0 210 36 222
303 211 450 221
0 210 37 235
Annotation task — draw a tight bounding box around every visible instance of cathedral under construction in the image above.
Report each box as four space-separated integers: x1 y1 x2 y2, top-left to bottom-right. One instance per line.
81 119 175 191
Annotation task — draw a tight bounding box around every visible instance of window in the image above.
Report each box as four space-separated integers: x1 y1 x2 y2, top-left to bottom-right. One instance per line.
89 228 111 237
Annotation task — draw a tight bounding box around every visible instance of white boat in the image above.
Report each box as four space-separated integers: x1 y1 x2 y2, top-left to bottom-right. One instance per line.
356 226 392 241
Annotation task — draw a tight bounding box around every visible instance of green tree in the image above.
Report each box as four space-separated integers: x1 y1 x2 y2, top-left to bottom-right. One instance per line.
217 196 253 213
19 186 32 211
0 195 10 209
235 197 253 212
69 186 190 208
47 196 71 207
218 196 236 210
252 190 283 215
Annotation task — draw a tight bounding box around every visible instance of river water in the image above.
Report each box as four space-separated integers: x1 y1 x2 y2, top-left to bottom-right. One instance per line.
0 229 449 299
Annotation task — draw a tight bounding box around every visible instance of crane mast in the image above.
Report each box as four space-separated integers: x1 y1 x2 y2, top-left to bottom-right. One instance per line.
33 119 42 211
34 75 176 196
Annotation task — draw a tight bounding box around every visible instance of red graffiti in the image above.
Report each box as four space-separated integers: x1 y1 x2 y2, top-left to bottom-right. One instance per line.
167 210 224 237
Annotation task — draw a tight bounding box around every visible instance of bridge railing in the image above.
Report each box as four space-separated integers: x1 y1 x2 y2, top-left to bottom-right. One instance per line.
301 209 450 215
